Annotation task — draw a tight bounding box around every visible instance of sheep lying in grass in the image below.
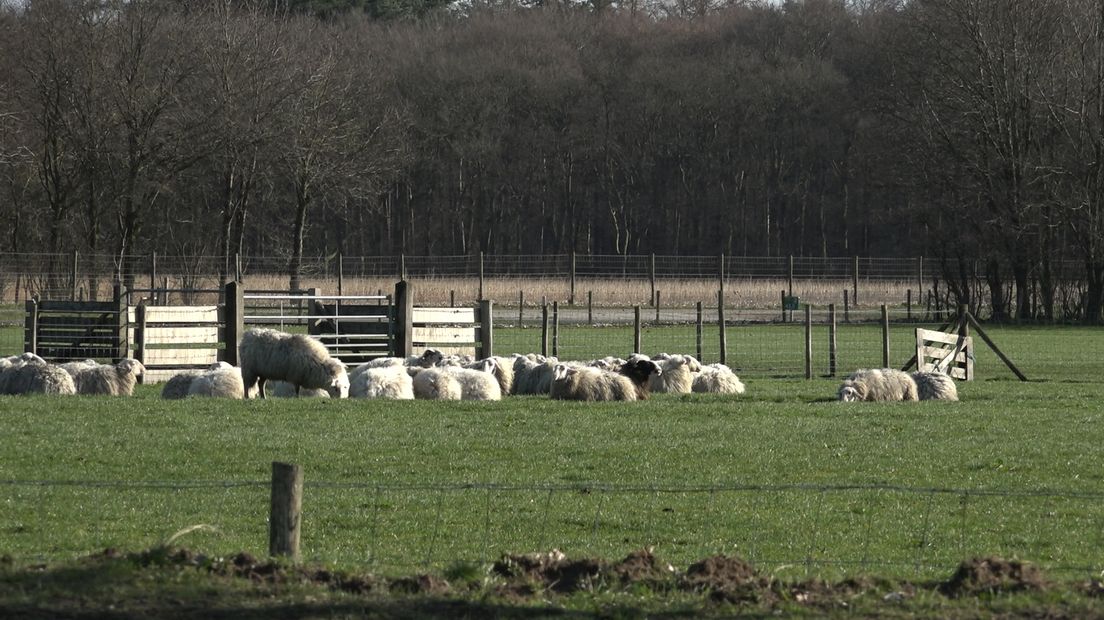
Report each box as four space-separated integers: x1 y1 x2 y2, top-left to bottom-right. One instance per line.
350 365 414 399
412 367 463 400
550 364 637 401
161 371 200 399
512 354 559 395
240 327 349 399
443 358 502 401
466 356 514 395
648 354 700 394
187 363 249 399
837 368 918 402
0 362 76 395
64 359 145 396
692 363 746 395
588 356 626 372
618 357 662 400
910 371 959 401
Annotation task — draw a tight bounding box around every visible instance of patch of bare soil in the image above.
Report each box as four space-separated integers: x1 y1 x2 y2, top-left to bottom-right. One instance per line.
610 547 675 587
389 574 451 596
680 555 766 603
939 557 1049 597
492 549 607 593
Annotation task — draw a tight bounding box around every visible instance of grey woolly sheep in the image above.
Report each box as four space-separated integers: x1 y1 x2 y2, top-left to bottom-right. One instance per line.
466 356 514 396
588 356 626 371
648 354 697 394
838 368 919 402
350 365 414 399
240 327 349 399
161 371 200 399
0 363 76 395
69 358 145 396
692 363 746 395
512 354 559 395
443 359 502 401
910 371 959 401
411 367 462 400
550 364 637 402
618 357 662 400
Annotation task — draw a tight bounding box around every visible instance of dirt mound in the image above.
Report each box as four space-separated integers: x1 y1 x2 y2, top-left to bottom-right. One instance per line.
611 547 675 586
390 574 451 595
492 550 607 593
940 557 1048 597
680 555 764 603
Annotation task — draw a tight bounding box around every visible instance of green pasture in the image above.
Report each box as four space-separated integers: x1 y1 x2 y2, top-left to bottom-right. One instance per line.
0 325 1103 583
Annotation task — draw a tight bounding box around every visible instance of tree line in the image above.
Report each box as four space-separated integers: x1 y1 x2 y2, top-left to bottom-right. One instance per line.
1 0 1102 321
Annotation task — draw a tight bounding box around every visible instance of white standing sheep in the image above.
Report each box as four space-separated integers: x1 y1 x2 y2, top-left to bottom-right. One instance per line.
240 327 349 399
691 363 746 395
550 364 638 402
443 358 502 401
910 371 959 401
350 365 414 399
837 368 919 402
0 363 76 395
266 380 330 398
67 359 145 396
412 367 463 400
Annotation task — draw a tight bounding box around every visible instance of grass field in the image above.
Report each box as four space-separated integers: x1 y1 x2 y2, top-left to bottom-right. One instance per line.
2 324 1103 590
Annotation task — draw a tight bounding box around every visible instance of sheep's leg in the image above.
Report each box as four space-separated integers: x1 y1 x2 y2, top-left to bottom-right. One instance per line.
258 377 267 399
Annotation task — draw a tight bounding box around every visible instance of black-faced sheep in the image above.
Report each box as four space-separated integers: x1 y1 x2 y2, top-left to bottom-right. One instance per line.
618 357 662 400
240 327 349 399
691 363 746 395
910 371 959 401
837 368 919 402
550 364 637 401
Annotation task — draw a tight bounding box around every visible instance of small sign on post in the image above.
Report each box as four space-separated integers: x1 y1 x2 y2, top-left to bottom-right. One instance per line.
783 296 800 311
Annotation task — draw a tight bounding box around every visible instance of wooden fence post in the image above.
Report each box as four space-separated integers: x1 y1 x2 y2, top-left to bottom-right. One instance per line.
650 253 656 307
479 299 493 359
540 304 549 357
478 251 484 301
696 301 703 363
518 290 524 327
70 250 79 302
570 252 576 306
269 462 303 561
337 253 344 297
718 289 727 365
450 290 455 308
804 304 812 379
114 283 127 362
828 303 837 377
907 289 912 321
881 304 890 368
134 303 147 382
24 299 38 355
223 281 245 368
633 305 642 354
844 289 850 323
395 280 413 358
587 291 593 325
552 301 559 357
655 290 661 322
852 256 859 306
150 252 157 293
781 289 786 323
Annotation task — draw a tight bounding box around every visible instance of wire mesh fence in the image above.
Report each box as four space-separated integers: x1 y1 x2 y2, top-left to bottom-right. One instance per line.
2 478 1102 580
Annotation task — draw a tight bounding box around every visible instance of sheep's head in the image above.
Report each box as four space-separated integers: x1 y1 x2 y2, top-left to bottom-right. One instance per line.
837 384 862 402
551 364 575 382
325 360 350 398
419 348 444 368
475 358 498 374
619 358 661 386
117 358 146 376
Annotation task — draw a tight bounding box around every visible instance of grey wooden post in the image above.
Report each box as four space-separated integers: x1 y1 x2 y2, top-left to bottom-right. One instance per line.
269 462 303 561
804 304 812 380
828 303 837 377
552 301 559 357
479 299 493 358
881 304 890 368
718 289 727 365
395 280 413 358
633 305 642 354
540 304 549 357
570 252 576 306
696 301 703 363
223 281 245 367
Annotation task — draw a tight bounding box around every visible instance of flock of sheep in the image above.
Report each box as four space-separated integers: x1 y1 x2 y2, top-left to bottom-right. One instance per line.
0 326 959 403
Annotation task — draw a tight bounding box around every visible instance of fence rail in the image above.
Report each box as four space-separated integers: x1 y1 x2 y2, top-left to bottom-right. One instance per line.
3 477 1102 578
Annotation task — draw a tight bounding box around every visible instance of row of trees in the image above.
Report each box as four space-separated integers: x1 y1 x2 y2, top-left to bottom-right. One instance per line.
1 0 1102 320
